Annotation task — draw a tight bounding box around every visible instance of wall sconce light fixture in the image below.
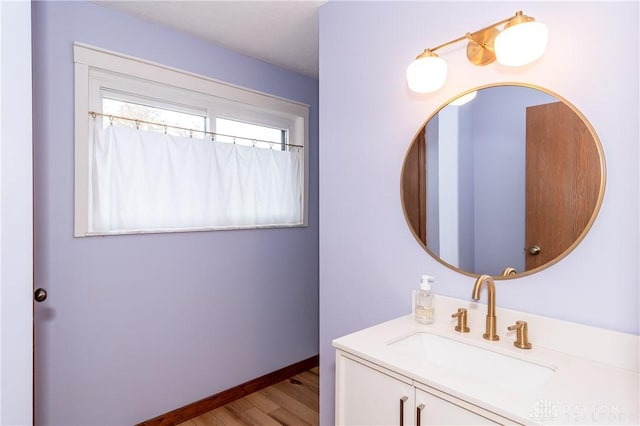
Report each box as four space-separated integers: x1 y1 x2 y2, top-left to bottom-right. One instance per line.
407 11 548 93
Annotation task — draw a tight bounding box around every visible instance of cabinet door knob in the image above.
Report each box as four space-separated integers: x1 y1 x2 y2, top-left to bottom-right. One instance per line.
416 403 425 426
34 288 47 303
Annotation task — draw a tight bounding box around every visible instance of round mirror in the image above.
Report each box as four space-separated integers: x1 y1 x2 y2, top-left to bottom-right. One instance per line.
401 83 605 278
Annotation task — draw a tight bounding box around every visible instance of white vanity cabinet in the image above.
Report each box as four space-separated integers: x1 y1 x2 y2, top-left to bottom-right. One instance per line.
336 353 415 425
336 351 515 425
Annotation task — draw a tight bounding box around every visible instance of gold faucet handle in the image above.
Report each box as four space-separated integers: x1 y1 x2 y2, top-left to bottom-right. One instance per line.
451 308 470 333
507 320 532 349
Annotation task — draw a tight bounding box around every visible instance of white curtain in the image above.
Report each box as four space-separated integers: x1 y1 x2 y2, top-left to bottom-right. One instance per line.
91 125 303 233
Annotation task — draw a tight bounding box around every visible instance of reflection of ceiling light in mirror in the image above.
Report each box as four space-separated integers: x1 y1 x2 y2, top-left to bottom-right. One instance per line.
495 21 548 66
450 91 477 106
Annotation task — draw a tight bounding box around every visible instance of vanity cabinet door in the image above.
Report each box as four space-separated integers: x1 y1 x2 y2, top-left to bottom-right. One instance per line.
414 388 499 425
336 353 415 425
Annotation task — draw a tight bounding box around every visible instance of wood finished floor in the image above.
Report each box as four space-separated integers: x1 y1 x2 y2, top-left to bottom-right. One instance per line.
177 367 319 426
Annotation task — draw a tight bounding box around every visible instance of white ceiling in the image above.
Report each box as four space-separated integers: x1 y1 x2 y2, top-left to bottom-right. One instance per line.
93 1 324 79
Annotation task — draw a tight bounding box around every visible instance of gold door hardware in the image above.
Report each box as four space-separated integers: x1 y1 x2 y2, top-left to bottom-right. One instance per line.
507 320 532 349
527 245 541 255
451 308 470 333
471 275 499 341
34 288 47 303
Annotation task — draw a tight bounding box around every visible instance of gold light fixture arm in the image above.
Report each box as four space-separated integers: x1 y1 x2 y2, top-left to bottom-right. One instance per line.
429 34 469 54
465 32 492 50
422 11 527 66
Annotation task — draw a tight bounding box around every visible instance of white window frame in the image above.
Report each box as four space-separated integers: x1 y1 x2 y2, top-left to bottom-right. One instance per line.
73 42 309 237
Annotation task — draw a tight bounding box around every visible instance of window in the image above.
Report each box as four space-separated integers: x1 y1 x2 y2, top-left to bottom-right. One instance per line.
102 96 207 138
74 43 308 236
215 118 286 150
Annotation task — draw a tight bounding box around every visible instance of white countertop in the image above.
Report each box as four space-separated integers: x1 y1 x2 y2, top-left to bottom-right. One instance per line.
333 297 639 425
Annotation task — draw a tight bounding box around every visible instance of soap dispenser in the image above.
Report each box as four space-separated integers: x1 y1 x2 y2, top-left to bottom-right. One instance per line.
415 275 435 324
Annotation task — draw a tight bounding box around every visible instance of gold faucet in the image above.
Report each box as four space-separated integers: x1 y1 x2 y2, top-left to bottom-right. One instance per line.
471 275 499 341
501 267 517 276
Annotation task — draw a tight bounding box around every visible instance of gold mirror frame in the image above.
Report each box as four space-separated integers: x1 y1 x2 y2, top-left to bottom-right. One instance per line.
401 83 606 279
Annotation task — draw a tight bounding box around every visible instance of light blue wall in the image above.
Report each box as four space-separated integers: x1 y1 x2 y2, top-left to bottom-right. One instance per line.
32 1 318 424
319 1 639 424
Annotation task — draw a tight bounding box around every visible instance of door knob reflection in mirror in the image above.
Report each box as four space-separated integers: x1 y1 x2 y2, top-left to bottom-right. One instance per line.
527 245 541 256
34 288 47 303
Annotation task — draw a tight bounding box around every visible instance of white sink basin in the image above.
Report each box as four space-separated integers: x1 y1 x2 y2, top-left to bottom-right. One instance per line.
388 332 555 391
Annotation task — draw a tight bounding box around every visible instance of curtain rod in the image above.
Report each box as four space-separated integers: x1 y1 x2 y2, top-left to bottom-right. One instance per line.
89 111 303 149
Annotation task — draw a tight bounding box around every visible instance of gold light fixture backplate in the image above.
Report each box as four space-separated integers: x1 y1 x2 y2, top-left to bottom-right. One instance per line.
466 27 499 66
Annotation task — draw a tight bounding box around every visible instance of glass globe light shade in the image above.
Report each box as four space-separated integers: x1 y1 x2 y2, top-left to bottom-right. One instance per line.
494 21 548 66
406 54 448 93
